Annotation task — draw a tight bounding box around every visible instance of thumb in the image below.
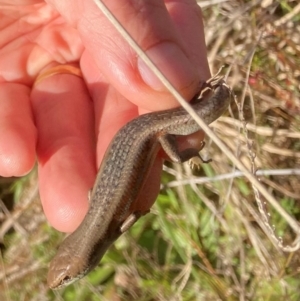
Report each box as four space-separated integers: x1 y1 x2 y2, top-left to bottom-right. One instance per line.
46 0 210 111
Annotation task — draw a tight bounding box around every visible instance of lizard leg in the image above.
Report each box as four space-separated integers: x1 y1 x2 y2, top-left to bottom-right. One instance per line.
120 210 149 233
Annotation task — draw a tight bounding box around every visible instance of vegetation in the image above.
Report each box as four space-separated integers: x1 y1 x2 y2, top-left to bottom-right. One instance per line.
1 1 300 300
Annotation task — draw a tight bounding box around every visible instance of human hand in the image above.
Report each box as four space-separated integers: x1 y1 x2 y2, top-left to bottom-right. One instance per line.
0 0 210 232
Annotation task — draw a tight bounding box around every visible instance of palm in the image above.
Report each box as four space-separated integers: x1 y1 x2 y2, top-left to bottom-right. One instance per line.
1 3 83 84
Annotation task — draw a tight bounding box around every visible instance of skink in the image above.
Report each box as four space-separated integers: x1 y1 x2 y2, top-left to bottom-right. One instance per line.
47 75 231 289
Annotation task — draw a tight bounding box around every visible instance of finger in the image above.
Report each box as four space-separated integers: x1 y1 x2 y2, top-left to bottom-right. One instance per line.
131 158 163 214
0 83 36 176
47 0 209 111
165 1 210 81
80 52 139 165
31 67 95 232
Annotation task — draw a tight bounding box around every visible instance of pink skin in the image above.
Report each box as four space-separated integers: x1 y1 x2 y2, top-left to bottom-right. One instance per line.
0 0 210 232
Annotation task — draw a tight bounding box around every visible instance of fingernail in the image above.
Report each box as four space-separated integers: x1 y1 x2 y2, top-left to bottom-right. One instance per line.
137 42 196 91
